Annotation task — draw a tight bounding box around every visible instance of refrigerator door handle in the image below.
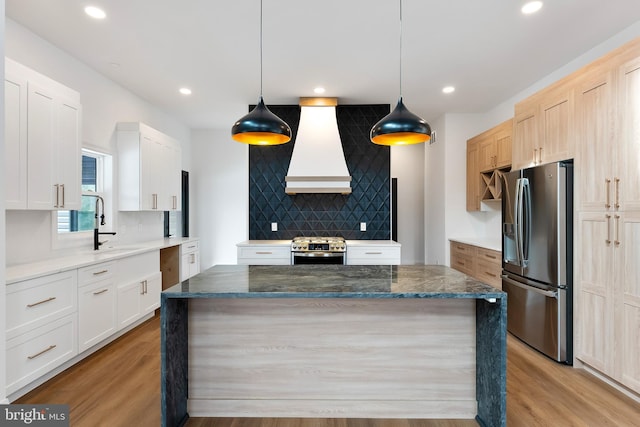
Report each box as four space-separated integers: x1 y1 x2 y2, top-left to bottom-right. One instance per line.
501 275 558 298
521 178 532 264
514 178 522 266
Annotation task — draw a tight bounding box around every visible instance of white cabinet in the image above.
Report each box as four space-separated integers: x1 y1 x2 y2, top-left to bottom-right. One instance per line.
5 269 78 395
181 240 200 281
237 243 292 265
5 58 81 210
77 262 117 352
117 122 182 211
346 241 401 265
117 251 161 329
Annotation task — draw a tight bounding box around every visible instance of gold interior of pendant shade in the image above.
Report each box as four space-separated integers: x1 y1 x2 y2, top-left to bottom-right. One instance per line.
371 131 430 146
299 97 338 107
233 131 291 145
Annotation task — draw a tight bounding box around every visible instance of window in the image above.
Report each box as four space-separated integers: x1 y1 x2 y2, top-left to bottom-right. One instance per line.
57 149 112 233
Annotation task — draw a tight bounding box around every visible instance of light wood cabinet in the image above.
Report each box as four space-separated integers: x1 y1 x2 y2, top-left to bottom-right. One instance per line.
512 83 574 170
466 119 512 211
574 39 640 394
117 122 182 211
5 58 81 210
450 241 501 289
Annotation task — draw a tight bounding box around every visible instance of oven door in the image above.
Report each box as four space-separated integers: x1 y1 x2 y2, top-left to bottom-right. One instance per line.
292 251 345 265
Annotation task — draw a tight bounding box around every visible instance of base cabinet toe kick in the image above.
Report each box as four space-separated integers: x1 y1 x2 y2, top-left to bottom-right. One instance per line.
161 265 506 427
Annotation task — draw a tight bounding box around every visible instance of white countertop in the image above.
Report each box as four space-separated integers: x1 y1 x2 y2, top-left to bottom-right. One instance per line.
237 239 401 247
345 240 401 247
236 240 292 246
6 236 199 285
449 237 501 252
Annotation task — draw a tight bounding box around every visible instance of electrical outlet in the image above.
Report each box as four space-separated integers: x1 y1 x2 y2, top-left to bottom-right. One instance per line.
360 222 367 232
271 222 278 232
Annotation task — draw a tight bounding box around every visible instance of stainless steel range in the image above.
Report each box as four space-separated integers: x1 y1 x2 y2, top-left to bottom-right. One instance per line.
291 237 346 264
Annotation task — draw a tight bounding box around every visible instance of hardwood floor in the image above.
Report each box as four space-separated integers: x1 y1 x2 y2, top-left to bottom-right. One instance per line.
15 315 640 426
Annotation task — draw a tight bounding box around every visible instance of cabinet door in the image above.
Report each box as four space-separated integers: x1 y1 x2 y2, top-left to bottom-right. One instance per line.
495 126 512 169
78 279 117 352
478 138 496 172
539 87 574 164
26 82 56 210
575 68 616 212
140 135 162 210
5 73 28 209
575 212 614 372
56 96 82 210
617 57 640 212
618 212 640 393
512 102 538 170
140 272 162 314
117 279 142 329
466 140 480 211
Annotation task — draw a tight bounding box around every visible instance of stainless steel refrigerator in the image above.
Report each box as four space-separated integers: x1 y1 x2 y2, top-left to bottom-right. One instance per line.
501 160 573 364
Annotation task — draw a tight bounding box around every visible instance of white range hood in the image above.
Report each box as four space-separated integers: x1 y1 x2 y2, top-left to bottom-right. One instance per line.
285 98 352 195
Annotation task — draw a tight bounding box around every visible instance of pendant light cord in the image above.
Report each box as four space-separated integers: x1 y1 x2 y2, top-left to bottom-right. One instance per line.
399 0 403 98
260 0 264 97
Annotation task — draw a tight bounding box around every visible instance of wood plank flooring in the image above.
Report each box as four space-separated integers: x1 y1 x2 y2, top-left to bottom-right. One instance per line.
15 315 640 426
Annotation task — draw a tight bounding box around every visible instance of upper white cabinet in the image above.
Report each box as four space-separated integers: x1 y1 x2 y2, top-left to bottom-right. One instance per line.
5 58 81 210
117 122 182 211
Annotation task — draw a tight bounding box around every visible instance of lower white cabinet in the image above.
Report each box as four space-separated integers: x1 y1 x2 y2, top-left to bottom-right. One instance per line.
78 278 117 352
117 271 161 329
237 244 291 265
346 241 401 265
181 241 200 280
6 314 77 396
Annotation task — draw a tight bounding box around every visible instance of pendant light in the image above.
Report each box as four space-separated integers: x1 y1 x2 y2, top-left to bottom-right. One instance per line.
231 0 291 145
370 0 431 146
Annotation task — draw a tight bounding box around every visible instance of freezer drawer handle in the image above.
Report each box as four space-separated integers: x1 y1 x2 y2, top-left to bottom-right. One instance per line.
501 275 557 298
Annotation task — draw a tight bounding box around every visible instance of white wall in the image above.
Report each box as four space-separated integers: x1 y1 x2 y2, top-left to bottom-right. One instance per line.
1 0 8 404
191 130 248 269
391 143 425 264
4 19 192 264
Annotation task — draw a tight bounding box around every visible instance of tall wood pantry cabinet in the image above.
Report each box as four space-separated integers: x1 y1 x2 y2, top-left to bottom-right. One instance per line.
573 39 640 394
4 58 82 210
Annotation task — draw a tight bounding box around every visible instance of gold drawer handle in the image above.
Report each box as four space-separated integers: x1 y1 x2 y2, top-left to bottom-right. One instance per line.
27 296 57 308
605 214 611 245
93 289 109 295
614 215 620 246
256 251 273 255
92 270 109 276
605 178 611 209
28 344 57 360
484 254 497 259
614 178 620 209
365 252 383 255
485 272 498 278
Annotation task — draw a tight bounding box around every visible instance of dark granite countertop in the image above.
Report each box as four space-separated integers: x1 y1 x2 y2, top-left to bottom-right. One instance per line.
162 264 505 300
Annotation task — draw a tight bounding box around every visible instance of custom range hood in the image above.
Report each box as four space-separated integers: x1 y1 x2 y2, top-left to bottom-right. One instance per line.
285 98 352 195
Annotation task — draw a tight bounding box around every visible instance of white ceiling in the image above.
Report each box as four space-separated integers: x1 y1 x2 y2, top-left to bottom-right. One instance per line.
6 0 640 130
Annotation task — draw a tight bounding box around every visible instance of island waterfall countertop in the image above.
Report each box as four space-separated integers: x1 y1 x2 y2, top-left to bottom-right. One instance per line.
161 265 506 427
164 264 500 298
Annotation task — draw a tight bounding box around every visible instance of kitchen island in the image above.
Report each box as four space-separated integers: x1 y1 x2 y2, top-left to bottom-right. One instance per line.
161 265 506 427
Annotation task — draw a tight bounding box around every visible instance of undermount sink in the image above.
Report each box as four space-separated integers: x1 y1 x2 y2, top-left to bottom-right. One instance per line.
96 245 146 255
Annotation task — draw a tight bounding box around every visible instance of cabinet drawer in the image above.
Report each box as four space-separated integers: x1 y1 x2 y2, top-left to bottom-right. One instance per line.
476 247 501 266
78 261 116 286
237 246 291 265
6 314 77 395
6 270 77 339
451 253 474 276
475 260 502 289
346 246 401 265
450 242 475 257
182 241 199 255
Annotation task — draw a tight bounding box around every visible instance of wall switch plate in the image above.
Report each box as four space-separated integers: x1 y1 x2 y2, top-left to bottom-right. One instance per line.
271 222 278 232
360 222 366 232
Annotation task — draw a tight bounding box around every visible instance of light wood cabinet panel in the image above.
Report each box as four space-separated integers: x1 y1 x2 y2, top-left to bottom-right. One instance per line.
512 102 538 170
617 57 640 212
466 140 480 211
495 127 512 169
450 241 501 289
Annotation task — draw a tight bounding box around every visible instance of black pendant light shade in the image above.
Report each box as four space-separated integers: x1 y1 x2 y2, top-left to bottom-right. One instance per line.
231 96 292 145
370 97 431 146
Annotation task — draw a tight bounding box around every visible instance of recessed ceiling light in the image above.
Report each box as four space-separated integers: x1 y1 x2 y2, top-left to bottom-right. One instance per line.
179 88 192 95
84 6 107 19
313 87 326 94
442 86 455 94
521 1 543 15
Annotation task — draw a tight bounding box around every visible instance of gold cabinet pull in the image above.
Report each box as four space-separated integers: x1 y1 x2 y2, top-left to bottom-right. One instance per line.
256 251 273 255
93 289 109 295
605 178 611 209
28 344 57 360
365 252 383 255
484 254 497 260
614 178 620 209
538 147 543 163
54 184 60 208
27 296 57 308
614 215 620 246
485 271 498 278
60 184 65 208
533 148 537 164
92 270 109 276
605 214 611 245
